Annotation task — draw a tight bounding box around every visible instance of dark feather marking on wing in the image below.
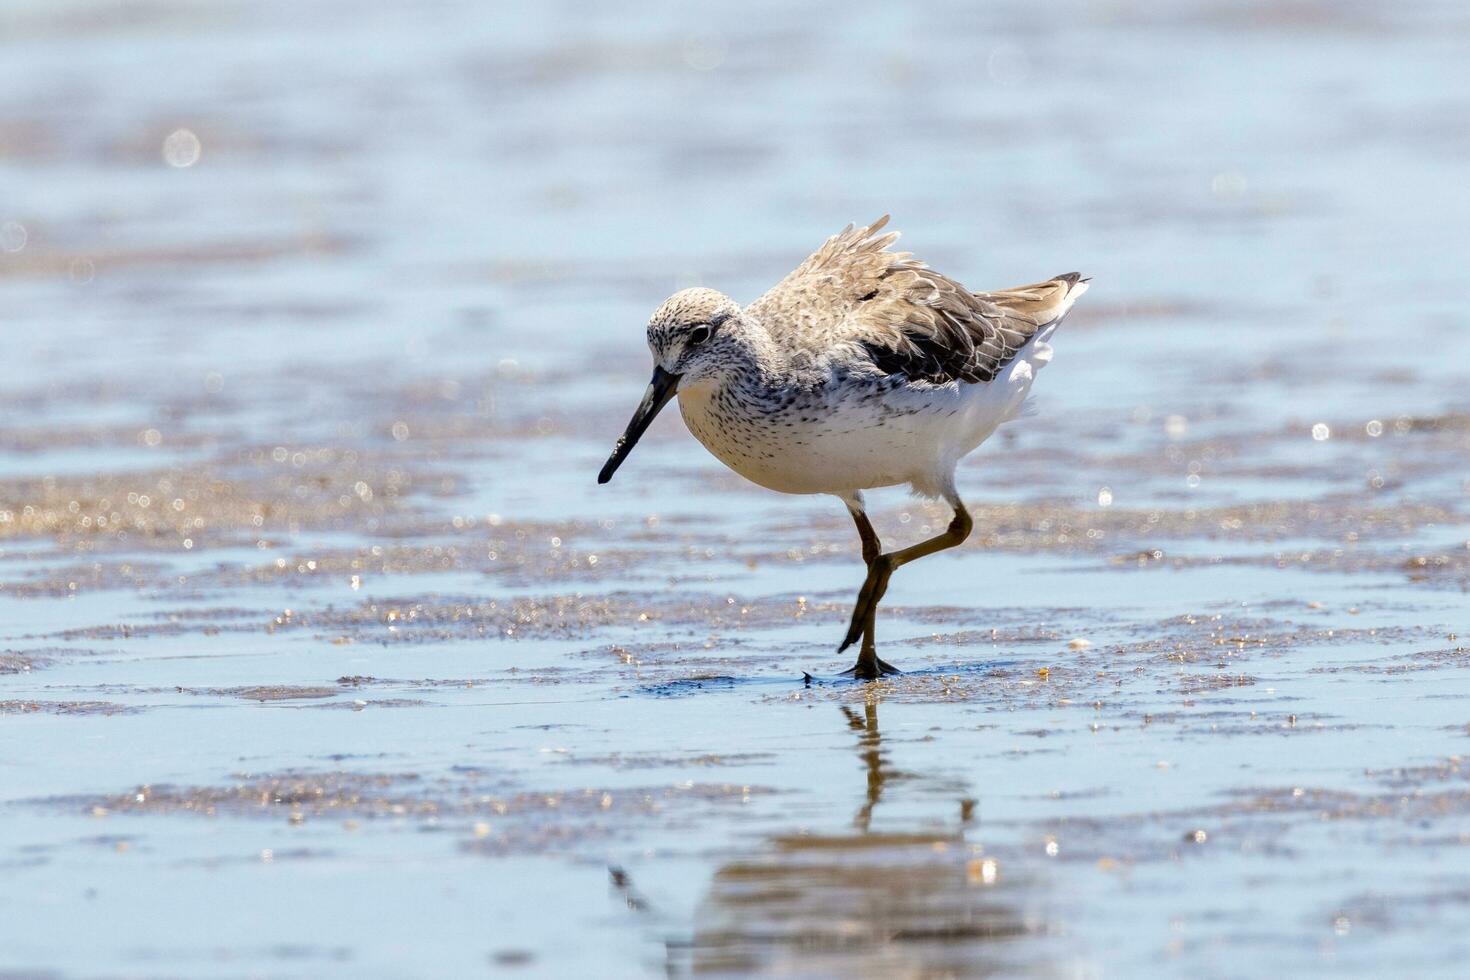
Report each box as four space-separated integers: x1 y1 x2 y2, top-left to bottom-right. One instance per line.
863 272 1086 386
859 314 1029 386
860 334 961 385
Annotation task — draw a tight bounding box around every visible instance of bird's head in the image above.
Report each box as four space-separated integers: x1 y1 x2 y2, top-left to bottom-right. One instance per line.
645 287 743 387
598 287 743 484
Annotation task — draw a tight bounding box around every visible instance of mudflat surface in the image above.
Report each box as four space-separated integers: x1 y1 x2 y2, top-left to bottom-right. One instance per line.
2 1 1470 976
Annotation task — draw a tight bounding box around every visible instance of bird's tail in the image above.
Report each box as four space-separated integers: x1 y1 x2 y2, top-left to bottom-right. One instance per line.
985 273 1088 428
977 272 1089 331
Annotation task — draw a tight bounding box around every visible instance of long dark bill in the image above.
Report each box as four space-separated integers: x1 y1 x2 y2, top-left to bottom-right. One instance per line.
597 366 681 484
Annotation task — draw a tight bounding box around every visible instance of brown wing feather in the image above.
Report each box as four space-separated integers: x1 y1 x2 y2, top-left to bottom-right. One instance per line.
749 217 1084 386
867 272 1083 384
745 216 905 332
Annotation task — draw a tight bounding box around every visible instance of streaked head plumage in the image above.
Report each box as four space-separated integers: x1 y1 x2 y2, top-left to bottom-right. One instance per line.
645 287 742 380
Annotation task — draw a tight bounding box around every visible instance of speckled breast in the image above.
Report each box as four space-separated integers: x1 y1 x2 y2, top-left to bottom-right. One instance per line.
676 376 945 495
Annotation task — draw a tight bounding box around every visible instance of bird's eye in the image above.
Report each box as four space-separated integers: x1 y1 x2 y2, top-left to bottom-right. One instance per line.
687 324 712 346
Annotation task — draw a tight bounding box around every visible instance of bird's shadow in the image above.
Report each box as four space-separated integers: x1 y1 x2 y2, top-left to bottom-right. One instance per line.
802 658 1017 686
634 674 785 698
634 658 1016 698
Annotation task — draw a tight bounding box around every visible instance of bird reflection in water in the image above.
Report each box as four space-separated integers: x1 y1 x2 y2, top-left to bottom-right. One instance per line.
661 699 1042 976
843 700 912 833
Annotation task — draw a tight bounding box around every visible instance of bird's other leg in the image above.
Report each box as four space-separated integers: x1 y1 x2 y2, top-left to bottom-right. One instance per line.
848 495 881 568
839 492 974 658
838 494 898 679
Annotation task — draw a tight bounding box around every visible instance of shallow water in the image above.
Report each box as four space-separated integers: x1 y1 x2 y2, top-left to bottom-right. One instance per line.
3 0 1470 976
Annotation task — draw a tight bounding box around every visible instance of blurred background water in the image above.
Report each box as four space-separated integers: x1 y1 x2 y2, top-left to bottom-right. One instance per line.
3 1 1470 977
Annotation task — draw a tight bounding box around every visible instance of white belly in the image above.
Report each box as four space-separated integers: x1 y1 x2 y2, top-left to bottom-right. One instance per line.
677 328 1055 498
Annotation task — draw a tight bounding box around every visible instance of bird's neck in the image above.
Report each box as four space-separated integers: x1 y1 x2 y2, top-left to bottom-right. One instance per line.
729 314 791 385
681 316 795 407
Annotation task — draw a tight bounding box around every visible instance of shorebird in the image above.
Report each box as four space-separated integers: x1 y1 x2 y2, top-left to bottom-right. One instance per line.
598 217 1087 679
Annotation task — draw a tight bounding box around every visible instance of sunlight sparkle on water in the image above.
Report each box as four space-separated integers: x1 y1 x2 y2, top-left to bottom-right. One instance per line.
1211 171 1248 198
967 858 999 885
681 33 726 71
0 222 26 253
162 128 202 168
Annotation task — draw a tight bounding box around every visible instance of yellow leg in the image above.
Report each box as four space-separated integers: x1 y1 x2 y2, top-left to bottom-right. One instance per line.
839 499 973 664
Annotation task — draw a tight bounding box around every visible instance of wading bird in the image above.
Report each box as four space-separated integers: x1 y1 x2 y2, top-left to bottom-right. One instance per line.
598 217 1087 679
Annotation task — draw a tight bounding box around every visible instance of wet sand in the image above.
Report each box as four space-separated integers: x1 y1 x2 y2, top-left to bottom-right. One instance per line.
3 0 1470 976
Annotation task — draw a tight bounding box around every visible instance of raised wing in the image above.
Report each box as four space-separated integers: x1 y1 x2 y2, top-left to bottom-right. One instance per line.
748 216 1086 386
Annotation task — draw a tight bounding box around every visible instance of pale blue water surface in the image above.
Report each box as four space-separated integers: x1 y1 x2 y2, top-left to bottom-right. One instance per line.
3 1 1470 977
